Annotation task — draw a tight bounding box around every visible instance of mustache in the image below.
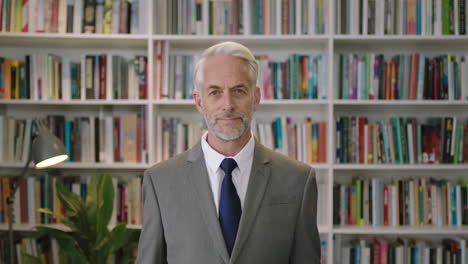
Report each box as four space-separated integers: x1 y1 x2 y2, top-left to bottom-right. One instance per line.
213 112 246 121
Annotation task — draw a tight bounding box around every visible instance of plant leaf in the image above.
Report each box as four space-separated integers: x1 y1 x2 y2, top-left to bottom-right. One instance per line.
96 173 114 241
56 183 84 216
55 183 91 238
96 223 129 256
21 253 42 264
35 226 89 263
36 208 77 231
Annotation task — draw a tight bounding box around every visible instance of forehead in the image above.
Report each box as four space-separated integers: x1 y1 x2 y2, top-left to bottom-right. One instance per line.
201 54 251 81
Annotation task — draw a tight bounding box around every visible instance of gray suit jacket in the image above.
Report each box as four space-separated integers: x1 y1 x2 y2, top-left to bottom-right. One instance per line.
136 140 321 264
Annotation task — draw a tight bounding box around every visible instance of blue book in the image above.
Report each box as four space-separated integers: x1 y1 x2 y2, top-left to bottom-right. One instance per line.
43 173 50 224
275 117 283 153
81 183 87 200
65 120 71 161
416 0 422 34
392 118 403 163
308 55 314 99
452 186 457 225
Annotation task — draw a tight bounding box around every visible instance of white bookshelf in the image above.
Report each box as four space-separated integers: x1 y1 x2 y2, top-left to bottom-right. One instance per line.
2 0 468 263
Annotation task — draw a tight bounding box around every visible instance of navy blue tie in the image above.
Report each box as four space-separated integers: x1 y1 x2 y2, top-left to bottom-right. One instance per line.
219 158 241 256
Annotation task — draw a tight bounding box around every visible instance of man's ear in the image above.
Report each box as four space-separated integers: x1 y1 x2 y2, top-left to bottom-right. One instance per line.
193 90 204 113
253 86 261 111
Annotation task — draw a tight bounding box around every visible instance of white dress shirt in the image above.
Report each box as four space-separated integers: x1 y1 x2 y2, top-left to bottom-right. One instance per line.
201 131 255 215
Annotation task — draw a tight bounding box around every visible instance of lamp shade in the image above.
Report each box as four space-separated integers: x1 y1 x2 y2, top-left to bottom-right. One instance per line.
32 126 69 169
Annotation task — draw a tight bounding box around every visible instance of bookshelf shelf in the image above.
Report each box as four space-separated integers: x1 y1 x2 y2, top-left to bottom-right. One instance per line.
0 223 144 231
333 100 468 105
333 226 468 235
333 164 468 170
0 223 332 233
0 162 149 170
154 35 329 49
0 100 149 105
152 99 330 106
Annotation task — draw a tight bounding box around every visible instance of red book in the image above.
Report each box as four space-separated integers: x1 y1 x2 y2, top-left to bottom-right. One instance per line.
50 0 59 32
317 122 327 163
368 123 374 164
372 238 381 264
358 117 366 163
19 178 27 224
391 61 398 99
114 117 121 162
383 185 389 226
99 55 106 99
136 114 142 163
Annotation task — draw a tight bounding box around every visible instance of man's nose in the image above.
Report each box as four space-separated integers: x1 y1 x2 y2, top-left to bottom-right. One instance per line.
221 92 235 112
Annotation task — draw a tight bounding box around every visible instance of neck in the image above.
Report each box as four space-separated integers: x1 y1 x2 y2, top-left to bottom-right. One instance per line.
206 130 252 156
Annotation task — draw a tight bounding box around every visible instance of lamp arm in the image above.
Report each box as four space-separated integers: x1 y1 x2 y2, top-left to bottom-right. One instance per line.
8 124 35 264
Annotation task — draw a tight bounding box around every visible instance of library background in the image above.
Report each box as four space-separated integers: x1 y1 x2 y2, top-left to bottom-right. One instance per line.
1 0 468 263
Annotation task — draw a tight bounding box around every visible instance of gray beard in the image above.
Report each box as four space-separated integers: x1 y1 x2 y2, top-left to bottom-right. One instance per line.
202 112 251 141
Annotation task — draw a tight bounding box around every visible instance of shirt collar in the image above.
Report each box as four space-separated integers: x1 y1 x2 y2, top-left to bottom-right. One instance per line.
201 131 255 175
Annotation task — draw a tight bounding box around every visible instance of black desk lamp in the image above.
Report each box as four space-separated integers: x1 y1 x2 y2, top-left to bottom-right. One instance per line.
7 119 68 263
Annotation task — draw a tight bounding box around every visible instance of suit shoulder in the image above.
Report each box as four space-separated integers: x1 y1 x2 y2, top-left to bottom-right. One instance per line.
261 144 314 177
145 150 190 180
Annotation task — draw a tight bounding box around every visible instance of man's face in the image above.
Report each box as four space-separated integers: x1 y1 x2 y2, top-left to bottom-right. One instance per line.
194 54 260 141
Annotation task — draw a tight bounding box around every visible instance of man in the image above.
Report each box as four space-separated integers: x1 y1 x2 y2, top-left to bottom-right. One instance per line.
136 41 321 264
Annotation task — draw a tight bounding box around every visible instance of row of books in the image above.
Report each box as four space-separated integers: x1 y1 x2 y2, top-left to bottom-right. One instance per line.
2 237 61 264
153 116 327 164
154 117 204 163
333 177 468 227
257 54 328 100
157 0 327 35
337 0 468 35
153 44 328 100
248 0 327 35
0 54 148 100
0 0 147 34
208 0 242 35
0 174 143 226
336 237 468 264
256 117 327 163
0 112 148 163
338 53 468 100
335 116 468 164
0 236 139 263
157 0 203 35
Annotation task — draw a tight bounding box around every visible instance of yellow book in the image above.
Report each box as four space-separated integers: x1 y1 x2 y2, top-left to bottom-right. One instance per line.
10 60 19 99
305 120 312 163
14 0 22 32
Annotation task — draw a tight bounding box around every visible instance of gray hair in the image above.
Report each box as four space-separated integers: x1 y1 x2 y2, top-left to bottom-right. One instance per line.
193 41 258 93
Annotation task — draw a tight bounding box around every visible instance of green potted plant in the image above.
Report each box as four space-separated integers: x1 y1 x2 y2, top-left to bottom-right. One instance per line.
23 172 137 264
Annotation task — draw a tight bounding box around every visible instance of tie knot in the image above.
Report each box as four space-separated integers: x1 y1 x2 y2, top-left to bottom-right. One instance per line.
220 158 238 175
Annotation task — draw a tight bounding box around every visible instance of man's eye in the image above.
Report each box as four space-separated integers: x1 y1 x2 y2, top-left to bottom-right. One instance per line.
209 90 220 95
234 89 245 94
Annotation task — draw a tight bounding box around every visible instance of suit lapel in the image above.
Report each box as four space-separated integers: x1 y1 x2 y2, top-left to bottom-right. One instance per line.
186 142 230 263
230 141 271 263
